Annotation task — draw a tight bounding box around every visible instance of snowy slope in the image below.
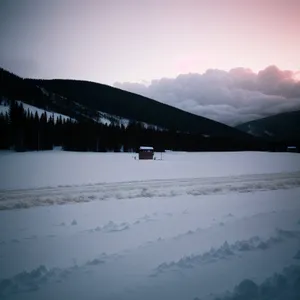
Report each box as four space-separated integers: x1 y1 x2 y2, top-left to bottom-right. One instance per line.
97 110 164 129
1 101 162 129
0 99 74 122
236 110 300 141
0 104 9 115
0 95 9 114
97 111 129 126
18 101 73 123
1 152 300 300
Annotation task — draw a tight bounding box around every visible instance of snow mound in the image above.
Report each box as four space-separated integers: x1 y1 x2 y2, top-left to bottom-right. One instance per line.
71 219 78 226
88 215 157 234
86 258 105 266
89 221 130 233
208 264 300 300
0 265 58 296
154 229 300 276
102 221 130 232
0 253 111 297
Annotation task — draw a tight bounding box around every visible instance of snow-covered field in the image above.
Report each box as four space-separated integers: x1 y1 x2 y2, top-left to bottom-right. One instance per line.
1 151 300 300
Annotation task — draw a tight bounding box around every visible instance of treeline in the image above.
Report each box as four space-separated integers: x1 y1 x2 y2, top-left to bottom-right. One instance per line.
0 101 63 151
0 101 262 152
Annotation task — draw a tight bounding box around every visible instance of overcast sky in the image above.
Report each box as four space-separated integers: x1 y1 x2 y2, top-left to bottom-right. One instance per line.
0 0 299 124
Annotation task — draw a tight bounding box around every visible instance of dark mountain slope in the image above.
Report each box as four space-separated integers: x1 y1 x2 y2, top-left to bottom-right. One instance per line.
0 68 99 122
27 79 254 140
236 110 300 143
1 67 265 150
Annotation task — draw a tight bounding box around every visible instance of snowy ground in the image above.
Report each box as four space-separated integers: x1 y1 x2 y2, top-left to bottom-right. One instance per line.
0 151 300 300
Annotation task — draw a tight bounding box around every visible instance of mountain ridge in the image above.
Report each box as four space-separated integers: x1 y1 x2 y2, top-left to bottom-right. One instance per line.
236 110 300 143
1 67 269 152
26 78 254 140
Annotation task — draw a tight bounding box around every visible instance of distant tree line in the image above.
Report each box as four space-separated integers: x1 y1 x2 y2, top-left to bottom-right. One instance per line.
0 100 264 152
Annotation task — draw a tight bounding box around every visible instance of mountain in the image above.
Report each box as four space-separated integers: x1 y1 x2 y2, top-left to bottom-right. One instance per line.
0 67 102 123
236 110 300 147
26 78 254 139
1 67 264 151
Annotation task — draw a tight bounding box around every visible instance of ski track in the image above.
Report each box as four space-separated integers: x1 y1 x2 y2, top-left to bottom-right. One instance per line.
1 171 300 210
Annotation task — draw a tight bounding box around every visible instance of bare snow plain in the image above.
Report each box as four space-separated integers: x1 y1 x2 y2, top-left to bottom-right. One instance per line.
0 151 300 300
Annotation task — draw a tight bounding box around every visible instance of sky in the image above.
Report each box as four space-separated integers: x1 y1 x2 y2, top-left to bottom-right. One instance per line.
0 0 300 125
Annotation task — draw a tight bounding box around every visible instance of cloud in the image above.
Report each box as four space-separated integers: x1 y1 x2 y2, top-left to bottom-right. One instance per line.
114 66 300 125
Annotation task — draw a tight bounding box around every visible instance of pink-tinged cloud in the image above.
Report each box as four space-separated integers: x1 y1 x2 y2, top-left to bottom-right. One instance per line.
114 66 300 126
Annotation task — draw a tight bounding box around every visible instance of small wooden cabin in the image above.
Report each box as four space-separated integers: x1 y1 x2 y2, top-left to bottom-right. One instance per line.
138 146 154 160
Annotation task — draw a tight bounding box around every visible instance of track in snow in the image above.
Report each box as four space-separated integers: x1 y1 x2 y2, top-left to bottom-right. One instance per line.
1 171 300 210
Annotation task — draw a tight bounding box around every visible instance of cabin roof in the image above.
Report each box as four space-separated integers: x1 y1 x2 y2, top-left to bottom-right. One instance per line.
139 146 154 150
